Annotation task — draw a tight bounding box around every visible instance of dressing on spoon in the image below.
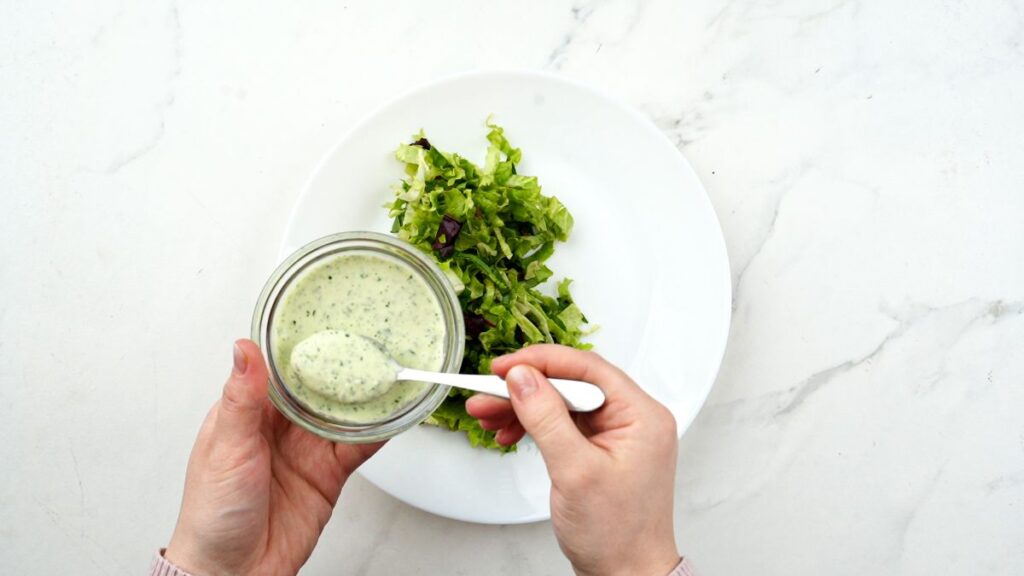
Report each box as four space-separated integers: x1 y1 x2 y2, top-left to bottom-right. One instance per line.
290 329 399 403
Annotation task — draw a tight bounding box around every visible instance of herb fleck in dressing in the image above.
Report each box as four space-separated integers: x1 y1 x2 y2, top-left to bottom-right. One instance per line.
272 253 445 422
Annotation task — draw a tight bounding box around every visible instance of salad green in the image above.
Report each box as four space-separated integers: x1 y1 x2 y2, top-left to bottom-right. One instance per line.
386 122 592 451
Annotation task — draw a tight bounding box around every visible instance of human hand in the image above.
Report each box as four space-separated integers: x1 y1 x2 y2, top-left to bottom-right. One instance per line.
466 345 681 576
165 340 383 576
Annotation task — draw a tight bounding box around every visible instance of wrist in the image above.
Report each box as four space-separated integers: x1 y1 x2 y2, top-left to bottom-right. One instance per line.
643 552 683 576
165 533 215 576
573 546 680 576
630 551 682 576
151 549 196 576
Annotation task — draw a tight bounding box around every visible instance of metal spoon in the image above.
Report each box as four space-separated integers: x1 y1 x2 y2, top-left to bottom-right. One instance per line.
291 330 606 412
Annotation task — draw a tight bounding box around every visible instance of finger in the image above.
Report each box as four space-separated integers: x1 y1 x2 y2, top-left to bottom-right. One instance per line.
495 421 525 446
478 418 502 431
216 339 270 443
465 394 514 419
506 365 590 464
491 344 643 400
478 414 517 431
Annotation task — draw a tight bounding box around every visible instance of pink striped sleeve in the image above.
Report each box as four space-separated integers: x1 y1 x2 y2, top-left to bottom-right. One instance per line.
148 550 193 576
667 556 698 576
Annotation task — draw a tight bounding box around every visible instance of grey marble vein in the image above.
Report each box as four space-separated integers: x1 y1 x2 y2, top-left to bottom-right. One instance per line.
776 299 1023 418
894 467 946 570
545 0 643 70
546 3 598 70
796 0 862 30
103 121 167 175
985 470 1024 493
649 94 716 150
728 164 810 304
773 317 905 417
103 0 181 174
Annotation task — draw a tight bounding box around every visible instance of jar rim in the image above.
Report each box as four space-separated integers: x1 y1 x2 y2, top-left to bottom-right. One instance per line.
251 231 465 443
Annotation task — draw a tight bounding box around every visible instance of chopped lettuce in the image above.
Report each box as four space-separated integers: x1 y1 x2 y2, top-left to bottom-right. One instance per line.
387 122 592 452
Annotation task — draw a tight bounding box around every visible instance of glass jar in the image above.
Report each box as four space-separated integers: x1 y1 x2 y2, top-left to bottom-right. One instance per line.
252 231 464 443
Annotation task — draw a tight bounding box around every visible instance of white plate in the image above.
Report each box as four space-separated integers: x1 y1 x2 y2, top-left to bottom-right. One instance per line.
283 71 731 524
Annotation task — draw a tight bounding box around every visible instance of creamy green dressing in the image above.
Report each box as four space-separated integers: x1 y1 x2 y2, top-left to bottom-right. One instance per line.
290 330 398 404
272 253 445 423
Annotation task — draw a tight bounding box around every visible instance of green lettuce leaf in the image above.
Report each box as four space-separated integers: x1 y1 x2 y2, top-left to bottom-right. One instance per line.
387 121 593 452
422 389 510 452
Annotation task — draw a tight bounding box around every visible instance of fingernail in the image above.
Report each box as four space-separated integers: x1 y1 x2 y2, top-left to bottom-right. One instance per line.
506 365 537 398
232 342 248 376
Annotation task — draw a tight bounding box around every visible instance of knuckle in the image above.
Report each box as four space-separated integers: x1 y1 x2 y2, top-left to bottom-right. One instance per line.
650 406 678 441
661 408 678 436
530 406 566 438
580 349 607 369
220 383 245 413
576 350 609 383
219 381 259 419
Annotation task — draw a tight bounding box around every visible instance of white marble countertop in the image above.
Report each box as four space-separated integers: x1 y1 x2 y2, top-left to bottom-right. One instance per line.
3 1 1022 574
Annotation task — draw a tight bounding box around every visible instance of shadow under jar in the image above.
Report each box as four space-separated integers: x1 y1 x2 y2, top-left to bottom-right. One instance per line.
252 231 465 443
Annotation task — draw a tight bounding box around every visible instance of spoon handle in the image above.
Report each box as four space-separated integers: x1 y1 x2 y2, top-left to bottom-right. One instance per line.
396 368 606 412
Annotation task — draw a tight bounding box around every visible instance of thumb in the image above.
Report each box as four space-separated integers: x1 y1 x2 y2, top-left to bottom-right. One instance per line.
217 339 269 441
506 365 590 466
